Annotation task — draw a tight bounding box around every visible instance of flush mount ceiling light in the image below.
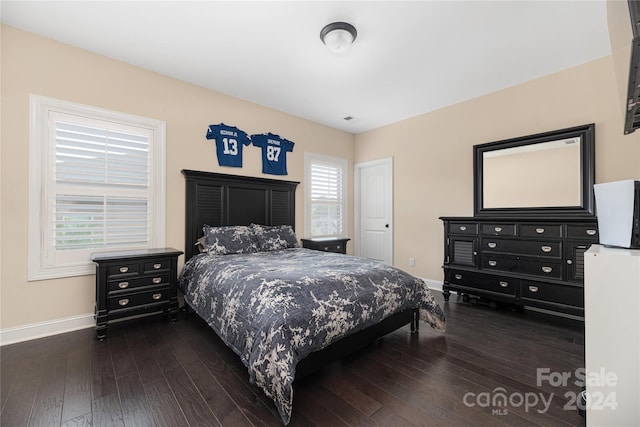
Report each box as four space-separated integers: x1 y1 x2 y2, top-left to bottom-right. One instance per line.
320 22 357 54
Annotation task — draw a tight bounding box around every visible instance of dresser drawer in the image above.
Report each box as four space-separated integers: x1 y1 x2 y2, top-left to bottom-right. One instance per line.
107 273 170 293
107 261 140 278
520 224 562 238
448 223 478 235
566 225 598 240
108 287 170 311
448 270 516 296
521 280 584 308
482 224 516 236
301 238 349 254
481 238 561 258
481 256 563 280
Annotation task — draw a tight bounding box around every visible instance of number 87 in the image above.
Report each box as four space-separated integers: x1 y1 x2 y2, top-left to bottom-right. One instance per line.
266 146 281 161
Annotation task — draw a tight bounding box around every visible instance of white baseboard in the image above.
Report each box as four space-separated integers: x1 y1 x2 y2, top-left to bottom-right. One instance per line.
0 313 94 346
422 277 443 293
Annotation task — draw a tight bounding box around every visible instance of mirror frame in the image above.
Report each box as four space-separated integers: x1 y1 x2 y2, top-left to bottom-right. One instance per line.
474 123 595 218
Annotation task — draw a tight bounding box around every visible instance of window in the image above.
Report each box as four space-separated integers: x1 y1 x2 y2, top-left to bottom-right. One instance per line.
28 95 166 281
304 153 347 239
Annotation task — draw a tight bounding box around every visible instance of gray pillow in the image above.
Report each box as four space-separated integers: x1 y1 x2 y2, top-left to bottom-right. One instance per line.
250 224 299 251
202 225 259 255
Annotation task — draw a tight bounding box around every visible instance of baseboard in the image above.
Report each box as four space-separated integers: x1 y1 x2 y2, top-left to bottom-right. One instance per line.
0 313 94 346
422 277 443 293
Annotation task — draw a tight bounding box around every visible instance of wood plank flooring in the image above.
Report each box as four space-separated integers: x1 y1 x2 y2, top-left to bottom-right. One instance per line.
1 292 586 426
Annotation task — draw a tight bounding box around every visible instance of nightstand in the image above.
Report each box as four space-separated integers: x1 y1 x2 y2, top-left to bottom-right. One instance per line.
301 238 350 254
92 248 183 340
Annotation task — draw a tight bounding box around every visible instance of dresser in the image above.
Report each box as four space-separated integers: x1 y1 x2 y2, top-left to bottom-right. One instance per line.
92 248 183 340
440 217 598 316
301 238 350 254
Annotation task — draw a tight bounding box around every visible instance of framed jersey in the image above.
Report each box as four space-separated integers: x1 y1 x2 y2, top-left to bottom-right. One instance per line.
250 132 295 176
206 123 252 168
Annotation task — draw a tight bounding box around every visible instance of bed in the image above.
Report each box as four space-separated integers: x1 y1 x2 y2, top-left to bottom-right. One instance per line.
179 169 446 424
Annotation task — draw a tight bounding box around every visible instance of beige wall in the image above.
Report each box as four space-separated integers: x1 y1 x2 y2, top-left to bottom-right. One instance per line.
354 37 640 284
0 25 354 330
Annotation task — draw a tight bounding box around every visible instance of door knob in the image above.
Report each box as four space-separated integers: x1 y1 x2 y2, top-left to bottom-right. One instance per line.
385 224 389 228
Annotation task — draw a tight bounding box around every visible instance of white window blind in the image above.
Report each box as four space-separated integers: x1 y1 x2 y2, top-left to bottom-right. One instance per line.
53 118 151 251
29 95 166 281
305 153 347 238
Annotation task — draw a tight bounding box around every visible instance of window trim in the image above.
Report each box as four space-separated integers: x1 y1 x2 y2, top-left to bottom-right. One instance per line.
28 94 166 281
304 152 348 239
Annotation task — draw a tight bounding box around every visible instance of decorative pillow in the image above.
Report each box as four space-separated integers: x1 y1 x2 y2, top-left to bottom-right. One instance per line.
250 224 299 251
202 225 259 255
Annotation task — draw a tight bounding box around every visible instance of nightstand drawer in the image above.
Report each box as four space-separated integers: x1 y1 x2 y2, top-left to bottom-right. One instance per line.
144 259 171 273
108 286 170 311
107 273 170 293
107 262 140 277
301 238 350 254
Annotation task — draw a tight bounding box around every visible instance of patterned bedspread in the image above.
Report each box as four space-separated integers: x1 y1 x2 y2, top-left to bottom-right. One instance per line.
178 248 446 424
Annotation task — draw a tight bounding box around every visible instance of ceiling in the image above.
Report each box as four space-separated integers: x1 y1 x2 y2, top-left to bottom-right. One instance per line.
1 1 613 134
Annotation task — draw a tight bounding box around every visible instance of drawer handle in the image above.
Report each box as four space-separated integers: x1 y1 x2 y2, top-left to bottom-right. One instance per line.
119 266 129 273
494 227 502 232
536 228 545 234
152 277 162 284
152 293 162 300
528 286 539 293
541 266 553 273
118 282 129 289
118 298 129 306
459 226 467 231
499 281 509 288
567 260 573 265
541 246 552 253
487 242 497 248
488 260 497 266
153 263 162 269
586 229 597 236
454 274 463 280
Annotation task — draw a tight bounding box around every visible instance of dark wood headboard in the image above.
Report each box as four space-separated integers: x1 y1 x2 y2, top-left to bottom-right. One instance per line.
182 169 299 261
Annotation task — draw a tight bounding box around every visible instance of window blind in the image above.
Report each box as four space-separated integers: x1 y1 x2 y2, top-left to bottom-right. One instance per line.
309 161 344 237
53 119 151 251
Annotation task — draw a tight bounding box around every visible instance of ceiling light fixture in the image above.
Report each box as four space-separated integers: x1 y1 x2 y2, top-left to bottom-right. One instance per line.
320 22 357 54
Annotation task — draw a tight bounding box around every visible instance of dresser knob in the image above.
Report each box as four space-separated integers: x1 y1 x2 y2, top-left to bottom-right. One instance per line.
153 263 162 269
459 226 466 231
536 228 545 234
528 286 539 293
567 260 573 265
586 229 597 236
454 274 463 280
541 246 552 253
487 242 497 248
118 299 129 306
488 260 497 266
118 282 129 289
152 277 162 284
152 293 162 300
494 227 502 232
499 281 509 288
541 266 553 273
119 266 129 273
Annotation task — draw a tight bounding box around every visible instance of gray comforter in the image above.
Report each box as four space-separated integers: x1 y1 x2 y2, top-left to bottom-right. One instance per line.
178 248 446 424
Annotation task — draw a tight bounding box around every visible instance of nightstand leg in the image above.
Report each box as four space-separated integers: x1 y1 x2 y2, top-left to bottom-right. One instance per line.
443 289 451 301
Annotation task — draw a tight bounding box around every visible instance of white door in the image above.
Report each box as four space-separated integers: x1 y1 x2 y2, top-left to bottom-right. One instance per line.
355 158 393 264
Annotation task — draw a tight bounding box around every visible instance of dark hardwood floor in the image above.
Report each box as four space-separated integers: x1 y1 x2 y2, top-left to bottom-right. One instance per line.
1 292 585 426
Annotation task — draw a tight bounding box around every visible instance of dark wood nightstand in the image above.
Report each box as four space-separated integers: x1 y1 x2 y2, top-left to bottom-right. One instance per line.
301 238 350 254
92 248 183 340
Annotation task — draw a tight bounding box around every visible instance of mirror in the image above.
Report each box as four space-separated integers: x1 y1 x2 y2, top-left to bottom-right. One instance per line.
474 124 595 217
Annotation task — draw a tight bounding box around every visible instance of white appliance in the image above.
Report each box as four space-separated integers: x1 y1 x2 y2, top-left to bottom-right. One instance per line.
593 180 640 249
